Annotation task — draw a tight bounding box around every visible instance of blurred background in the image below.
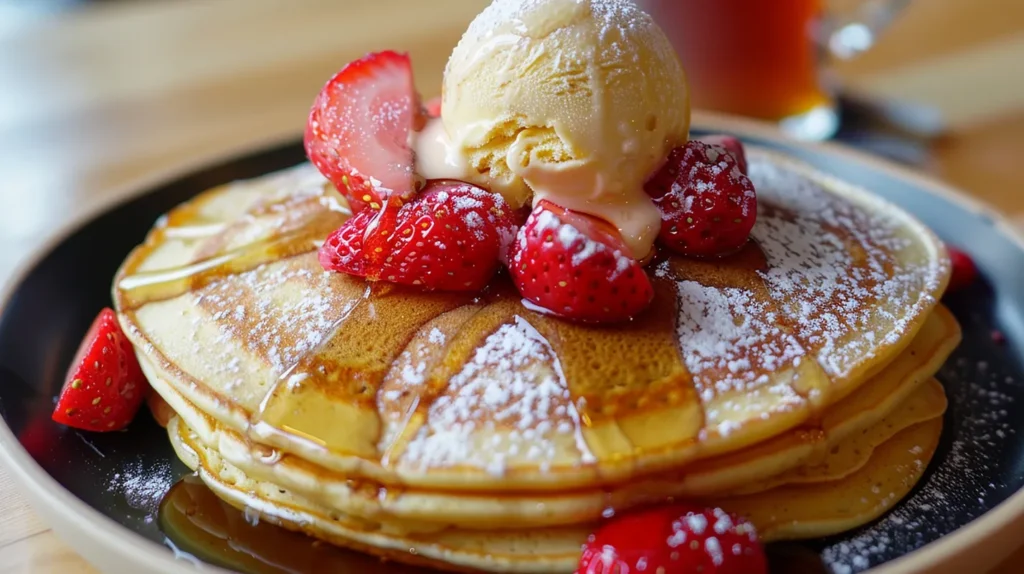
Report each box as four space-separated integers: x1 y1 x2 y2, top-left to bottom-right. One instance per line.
2 1 1023 278
2 0 1024 572
1 1 1022 275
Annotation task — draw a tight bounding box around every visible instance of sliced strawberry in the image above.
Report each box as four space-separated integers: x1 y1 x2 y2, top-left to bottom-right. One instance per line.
318 207 376 277
645 141 757 257
319 181 517 291
305 51 420 213
698 134 748 174
424 96 442 118
509 200 654 323
52 308 149 432
947 246 978 292
578 505 767 574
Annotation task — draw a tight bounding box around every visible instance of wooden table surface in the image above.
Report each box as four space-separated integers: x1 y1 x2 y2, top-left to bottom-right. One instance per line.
2 0 1024 572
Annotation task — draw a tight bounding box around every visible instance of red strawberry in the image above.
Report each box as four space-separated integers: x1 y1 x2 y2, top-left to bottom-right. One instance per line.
18 414 59 459
947 246 978 292
645 141 757 257
304 51 421 213
424 96 442 118
319 181 517 291
509 200 654 323
578 506 766 574
699 134 748 174
52 308 149 432
318 207 376 277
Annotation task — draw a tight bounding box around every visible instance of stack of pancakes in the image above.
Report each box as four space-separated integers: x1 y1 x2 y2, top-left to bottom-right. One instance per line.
116 149 958 573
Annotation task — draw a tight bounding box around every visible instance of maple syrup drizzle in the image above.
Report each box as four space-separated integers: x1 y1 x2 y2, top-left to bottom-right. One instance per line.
117 180 347 311
131 157 951 574
249 283 372 454
119 154 946 506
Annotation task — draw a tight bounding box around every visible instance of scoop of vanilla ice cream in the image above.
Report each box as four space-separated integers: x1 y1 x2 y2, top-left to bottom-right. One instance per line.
440 0 689 257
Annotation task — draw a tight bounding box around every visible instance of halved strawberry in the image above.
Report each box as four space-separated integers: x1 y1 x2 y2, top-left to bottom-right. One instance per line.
52 308 149 432
318 207 376 277
304 51 420 213
319 181 517 291
509 200 654 323
578 505 767 574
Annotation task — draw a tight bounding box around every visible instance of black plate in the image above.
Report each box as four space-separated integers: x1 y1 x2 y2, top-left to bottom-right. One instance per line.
2 131 1022 574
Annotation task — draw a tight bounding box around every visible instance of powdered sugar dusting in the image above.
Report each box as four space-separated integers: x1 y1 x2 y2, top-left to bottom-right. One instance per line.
823 345 1023 572
671 277 805 394
401 316 591 474
450 0 678 88
656 267 806 437
749 155 943 379
107 458 173 524
462 0 647 47
195 257 348 376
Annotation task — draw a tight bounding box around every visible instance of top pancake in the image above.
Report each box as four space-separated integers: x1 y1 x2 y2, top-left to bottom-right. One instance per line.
115 148 950 491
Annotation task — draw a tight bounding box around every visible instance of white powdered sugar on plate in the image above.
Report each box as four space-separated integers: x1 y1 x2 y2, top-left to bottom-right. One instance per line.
822 348 1021 572
401 316 590 475
107 458 173 524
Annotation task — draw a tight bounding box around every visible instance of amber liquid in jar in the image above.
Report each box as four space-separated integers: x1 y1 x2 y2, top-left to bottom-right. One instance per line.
640 0 830 121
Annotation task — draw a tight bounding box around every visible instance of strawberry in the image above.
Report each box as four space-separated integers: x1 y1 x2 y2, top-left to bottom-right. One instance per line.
319 181 517 291
18 414 59 459
318 207 376 277
698 134 748 174
947 246 978 292
645 141 757 257
52 308 149 432
509 200 654 323
304 51 421 213
424 96 442 118
577 506 767 574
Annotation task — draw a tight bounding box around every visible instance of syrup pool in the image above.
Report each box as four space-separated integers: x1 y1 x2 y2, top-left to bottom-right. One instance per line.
158 475 432 573
156 458 935 574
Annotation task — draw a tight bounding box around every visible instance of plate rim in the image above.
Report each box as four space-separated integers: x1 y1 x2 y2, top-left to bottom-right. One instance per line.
1 113 1022 574
0 132 300 574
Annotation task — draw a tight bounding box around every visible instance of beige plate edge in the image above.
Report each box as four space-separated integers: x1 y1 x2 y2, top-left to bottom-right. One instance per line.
1 113 1023 574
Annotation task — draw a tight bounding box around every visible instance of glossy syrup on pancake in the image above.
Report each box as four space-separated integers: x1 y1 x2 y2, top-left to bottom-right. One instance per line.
140 310 956 532
155 476 853 574
158 475 434 574
115 149 950 495
161 388 946 573
117 149 956 572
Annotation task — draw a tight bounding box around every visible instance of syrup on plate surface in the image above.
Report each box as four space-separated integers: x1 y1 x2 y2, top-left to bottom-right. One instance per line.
158 473 843 573
158 475 432 573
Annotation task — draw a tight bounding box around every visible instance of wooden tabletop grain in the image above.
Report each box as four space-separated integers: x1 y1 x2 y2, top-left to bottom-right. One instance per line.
2 0 1024 572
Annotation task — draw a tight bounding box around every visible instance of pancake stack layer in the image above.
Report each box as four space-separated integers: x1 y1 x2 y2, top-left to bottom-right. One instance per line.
116 149 958 573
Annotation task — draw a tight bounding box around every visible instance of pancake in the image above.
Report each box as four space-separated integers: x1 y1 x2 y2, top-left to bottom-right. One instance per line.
166 385 945 573
115 148 950 495
729 378 947 494
142 310 956 530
